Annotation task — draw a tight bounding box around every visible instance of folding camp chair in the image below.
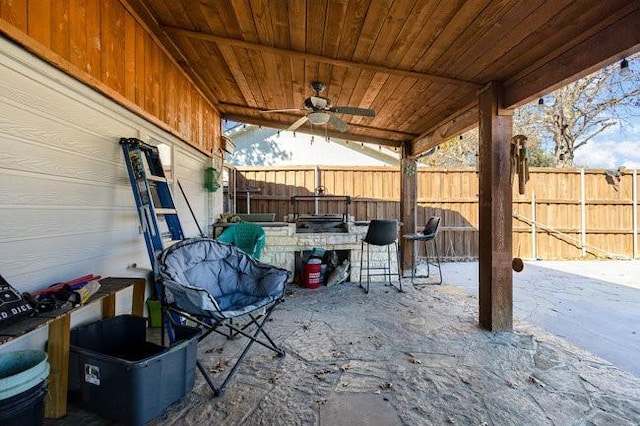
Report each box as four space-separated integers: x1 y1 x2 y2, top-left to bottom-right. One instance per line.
157 237 289 396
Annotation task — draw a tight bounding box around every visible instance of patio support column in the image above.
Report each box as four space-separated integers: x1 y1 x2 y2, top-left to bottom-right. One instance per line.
400 142 417 274
478 81 513 331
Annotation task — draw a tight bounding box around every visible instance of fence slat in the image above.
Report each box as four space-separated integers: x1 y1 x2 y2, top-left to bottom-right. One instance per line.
230 166 636 260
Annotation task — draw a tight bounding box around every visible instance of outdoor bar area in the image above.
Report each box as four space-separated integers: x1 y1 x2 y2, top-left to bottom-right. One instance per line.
1 1 639 425
216 191 399 284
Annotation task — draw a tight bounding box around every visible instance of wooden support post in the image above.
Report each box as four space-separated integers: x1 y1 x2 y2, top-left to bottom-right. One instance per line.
400 143 417 274
102 293 117 318
131 277 146 317
44 314 70 418
580 168 587 257
478 81 513 331
531 190 537 260
634 170 638 259
314 165 320 214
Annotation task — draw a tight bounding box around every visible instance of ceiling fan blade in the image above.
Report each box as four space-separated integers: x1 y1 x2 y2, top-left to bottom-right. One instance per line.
330 106 375 117
261 108 305 113
287 115 309 132
328 114 350 133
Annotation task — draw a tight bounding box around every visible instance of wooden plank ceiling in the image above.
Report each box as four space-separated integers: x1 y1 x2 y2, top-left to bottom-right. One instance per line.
126 0 640 153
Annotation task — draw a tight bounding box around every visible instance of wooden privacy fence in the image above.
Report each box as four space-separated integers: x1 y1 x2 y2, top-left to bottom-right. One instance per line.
228 166 639 260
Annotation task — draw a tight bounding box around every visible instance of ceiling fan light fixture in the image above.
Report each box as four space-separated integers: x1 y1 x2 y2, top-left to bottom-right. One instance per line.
308 111 330 125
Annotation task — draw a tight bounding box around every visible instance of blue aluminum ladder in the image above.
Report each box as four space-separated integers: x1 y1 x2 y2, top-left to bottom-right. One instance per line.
120 137 184 266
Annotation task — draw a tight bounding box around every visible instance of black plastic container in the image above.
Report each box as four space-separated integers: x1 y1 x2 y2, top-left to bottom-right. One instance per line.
68 315 198 426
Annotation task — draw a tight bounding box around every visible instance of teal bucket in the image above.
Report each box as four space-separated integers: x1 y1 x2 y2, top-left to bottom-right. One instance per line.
0 350 50 426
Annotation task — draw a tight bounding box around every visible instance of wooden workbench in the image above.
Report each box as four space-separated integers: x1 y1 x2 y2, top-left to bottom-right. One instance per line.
0 277 145 418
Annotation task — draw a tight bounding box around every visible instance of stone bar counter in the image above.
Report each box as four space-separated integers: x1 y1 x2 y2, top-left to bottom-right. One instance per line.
257 221 399 283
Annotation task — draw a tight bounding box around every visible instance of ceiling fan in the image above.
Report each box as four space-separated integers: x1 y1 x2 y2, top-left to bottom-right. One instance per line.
261 81 375 133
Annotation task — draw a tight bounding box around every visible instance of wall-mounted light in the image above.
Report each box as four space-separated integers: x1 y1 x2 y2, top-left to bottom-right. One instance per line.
620 58 630 76
538 98 545 105
459 135 463 140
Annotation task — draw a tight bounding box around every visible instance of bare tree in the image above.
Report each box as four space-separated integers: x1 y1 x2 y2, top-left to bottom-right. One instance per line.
516 55 640 167
422 56 639 168
420 130 478 167
422 127 553 168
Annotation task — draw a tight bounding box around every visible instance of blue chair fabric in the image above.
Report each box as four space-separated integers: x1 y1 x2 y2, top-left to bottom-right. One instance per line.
157 237 289 396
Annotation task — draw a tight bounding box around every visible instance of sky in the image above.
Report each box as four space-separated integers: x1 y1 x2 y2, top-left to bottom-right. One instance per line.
574 121 640 169
227 102 640 170
230 122 640 170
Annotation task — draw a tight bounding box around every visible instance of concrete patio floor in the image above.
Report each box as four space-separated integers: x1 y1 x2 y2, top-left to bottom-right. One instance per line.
142 276 640 425
443 260 640 377
55 268 640 425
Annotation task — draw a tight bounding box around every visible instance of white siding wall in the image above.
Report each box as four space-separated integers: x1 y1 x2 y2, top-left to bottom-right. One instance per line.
0 38 222 352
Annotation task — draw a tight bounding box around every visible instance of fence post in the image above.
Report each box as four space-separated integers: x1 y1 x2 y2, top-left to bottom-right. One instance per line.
232 168 237 213
314 165 320 214
634 169 638 259
531 190 537 259
580 168 587 257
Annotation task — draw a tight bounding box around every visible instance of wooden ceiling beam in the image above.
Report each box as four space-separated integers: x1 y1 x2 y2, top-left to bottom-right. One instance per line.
503 6 640 108
162 25 483 89
221 114 402 148
218 102 416 139
121 0 221 109
409 102 479 157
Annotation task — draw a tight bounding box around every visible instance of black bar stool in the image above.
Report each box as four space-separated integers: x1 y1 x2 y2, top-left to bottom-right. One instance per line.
402 216 442 285
359 219 402 293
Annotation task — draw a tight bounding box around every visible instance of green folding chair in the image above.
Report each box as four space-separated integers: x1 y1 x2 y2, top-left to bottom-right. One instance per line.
216 223 266 259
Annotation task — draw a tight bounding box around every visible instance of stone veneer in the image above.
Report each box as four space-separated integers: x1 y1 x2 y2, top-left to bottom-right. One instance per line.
260 223 399 283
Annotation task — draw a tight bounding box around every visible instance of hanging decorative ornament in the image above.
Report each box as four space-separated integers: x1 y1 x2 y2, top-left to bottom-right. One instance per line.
404 165 417 176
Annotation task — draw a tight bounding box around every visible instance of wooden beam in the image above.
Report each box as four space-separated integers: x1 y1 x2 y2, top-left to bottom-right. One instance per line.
410 102 479 156
503 6 640 108
163 25 482 89
219 101 416 139
44 314 70 418
102 293 117 318
222 113 403 148
120 0 222 107
131 277 146 317
478 81 513 331
399 143 417 275
0 19 214 157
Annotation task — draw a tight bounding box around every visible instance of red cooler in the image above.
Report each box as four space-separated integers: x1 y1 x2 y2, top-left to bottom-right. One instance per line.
303 259 322 289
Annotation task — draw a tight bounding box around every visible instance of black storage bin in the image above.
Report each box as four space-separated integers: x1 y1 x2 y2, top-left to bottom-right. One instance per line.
68 315 198 426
